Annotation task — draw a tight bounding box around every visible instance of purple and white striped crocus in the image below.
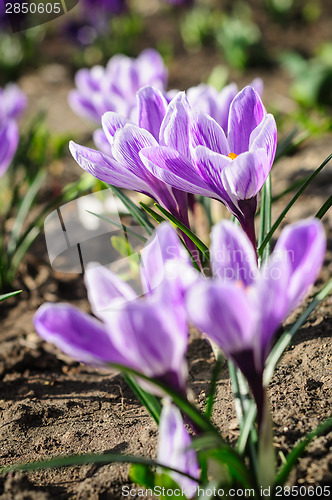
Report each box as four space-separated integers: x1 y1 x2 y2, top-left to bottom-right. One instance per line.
69 87 193 237
34 223 191 397
68 49 168 124
186 218 326 423
158 401 199 498
141 86 277 249
0 83 27 177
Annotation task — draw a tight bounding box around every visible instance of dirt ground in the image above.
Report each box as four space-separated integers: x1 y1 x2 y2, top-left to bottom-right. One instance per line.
0 2 332 498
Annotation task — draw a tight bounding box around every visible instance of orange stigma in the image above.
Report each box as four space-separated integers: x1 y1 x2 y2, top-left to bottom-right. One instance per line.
228 152 238 160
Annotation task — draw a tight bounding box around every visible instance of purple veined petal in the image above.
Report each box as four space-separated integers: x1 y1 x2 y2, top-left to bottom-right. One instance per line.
140 146 219 199
227 86 266 155
215 82 238 132
75 67 105 94
111 124 158 181
93 128 113 156
110 56 139 99
69 141 153 195
85 263 137 319
2 83 27 121
159 92 191 157
193 145 232 198
140 222 191 294
186 83 219 118
137 86 168 140
187 279 259 359
136 49 168 90
68 90 100 123
108 293 188 393
34 303 126 367
0 121 19 177
249 113 277 168
273 218 326 312
210 219 258 286
221 149 271 201
189 111 230 154
249 254 291 369
102 112 130 144
157 401 199 497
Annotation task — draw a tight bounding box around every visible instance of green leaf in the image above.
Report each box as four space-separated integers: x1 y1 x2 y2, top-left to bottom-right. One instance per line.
205 356 223 419
0 290 22 301
263 277 332 387
258 174 271 265
275 415 332 487
108 185 154 236
315 194 332 220
129 463 155 489
140 202 165 223
123 374 161 425
258 153 332 257
154 203 210 260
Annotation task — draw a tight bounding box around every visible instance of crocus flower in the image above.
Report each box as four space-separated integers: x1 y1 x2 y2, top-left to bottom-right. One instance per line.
186 218 326 422
186 78 263 134
140 86 277 248
34 223 190 396
0 83 27 177
157 401 199 498
69 87 192 243
68 49 168 124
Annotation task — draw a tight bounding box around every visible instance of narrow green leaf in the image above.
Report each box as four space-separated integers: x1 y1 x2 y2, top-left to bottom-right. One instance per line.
315 195 332 220
275 415 332 487
0 290 22 301
154 203 210 260
236 402 257 455
140 202 165 223
7 170 47 256
108 186 154 235
258 153 332 257
86 210 147 243
123 374 161 425
258 174 271 265
263 278 332 387
0 452 198 482
205 356 223 419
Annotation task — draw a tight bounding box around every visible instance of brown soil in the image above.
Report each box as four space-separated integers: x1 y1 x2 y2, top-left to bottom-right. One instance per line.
1 1 332 498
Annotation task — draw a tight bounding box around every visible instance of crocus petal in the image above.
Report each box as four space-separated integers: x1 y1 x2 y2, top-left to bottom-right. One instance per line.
210 219 258 286
111 124 158 180
189 111 230 154
69 141 152 194
137 49 168 90
140 146 218 198
193 146 232 198
0 121 19 177
85 263 137 319
34 303 125 366
249 113 277 167
228 86 266 154
93 128 113 156
2 83 27 121
159 92 191 157
137 86 168 140
187 280 259 356
140 222 191 294
221 149 270 201
157 401 199 497
215 82 238 132
101 111 130 144
75 66 104 93
68 90 100 123
274 218 326 311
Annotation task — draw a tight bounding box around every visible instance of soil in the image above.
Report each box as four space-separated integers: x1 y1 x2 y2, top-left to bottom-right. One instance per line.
1 1 332 498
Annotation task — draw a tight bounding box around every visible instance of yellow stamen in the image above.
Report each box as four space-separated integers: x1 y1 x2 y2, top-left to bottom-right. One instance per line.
228 152 238 160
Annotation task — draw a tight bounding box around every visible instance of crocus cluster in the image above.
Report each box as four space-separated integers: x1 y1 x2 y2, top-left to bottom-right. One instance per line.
68 49 168 124
0 83 27 177
187 217 326 421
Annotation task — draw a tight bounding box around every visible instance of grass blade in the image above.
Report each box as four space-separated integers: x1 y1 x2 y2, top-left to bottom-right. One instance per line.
140 202 165 223
123 374 161 425
263 278 332 387
0 290 22 301
205 356 223 419
258 174 272 265
258 153 332 257
108 185 154 235
315 195 332 220
154 203 210 260
86 211 147 243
